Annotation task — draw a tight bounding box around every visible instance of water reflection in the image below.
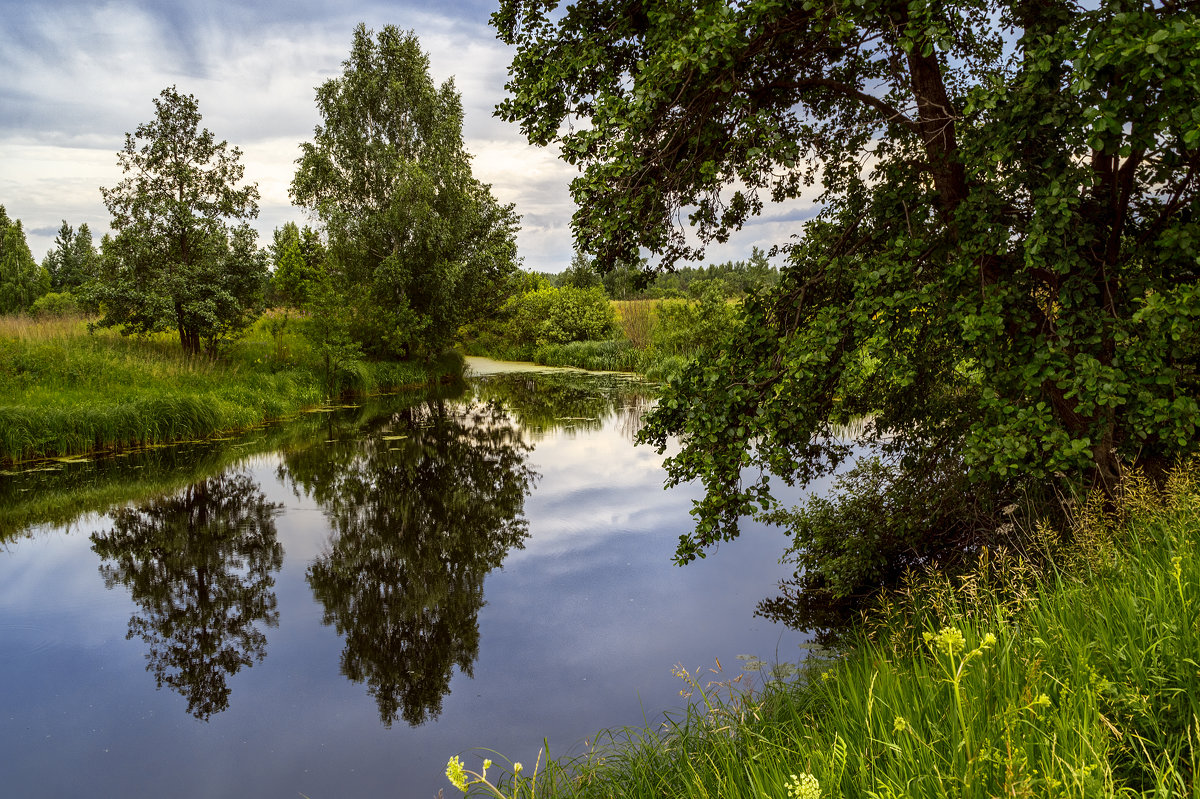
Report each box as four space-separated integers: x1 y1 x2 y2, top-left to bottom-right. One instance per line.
471 370 656 442
280 398 536 726
90 472 284 720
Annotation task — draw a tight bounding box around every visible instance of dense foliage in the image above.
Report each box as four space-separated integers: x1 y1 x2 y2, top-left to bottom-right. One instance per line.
41 221 99 294
0 206 48 315
500 284 619 347
95 87 267 356
291 24 521 361
494 0 1200 625
269 221 326 310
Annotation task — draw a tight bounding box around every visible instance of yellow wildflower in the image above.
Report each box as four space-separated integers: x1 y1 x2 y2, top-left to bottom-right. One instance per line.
445 756 468 793
786 772 821 799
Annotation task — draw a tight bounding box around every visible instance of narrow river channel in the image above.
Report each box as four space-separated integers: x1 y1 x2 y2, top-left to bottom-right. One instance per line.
0 358 819 799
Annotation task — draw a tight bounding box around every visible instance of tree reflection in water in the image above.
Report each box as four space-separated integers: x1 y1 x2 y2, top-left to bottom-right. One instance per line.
469 370 656 442
281 398 535 727
91 472 284 720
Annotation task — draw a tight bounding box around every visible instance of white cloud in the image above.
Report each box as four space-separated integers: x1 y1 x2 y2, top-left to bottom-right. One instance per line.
1 1 817 273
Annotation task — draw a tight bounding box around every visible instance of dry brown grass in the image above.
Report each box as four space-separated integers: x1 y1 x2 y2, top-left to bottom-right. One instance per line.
0 313 91 342
612 299 660 349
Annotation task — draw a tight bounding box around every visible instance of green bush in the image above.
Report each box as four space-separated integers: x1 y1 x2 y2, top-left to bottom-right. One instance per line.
501 286 618 346
29 291 79 318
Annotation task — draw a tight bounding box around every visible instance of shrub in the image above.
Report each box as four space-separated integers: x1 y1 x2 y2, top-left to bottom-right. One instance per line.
613 300 656 349
29 291 80 318
502 285 618 346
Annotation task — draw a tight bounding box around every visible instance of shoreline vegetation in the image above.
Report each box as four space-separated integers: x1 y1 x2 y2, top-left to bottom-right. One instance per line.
453 466 1200 799
0 312 457 466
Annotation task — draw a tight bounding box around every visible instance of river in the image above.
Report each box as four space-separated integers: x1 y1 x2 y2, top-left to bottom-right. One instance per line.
0 357 816 798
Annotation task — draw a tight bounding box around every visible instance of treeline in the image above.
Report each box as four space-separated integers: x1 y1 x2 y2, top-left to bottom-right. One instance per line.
532 247 778 300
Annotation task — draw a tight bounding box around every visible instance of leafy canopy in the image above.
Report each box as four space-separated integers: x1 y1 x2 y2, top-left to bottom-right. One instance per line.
97 86 265 356
494 0 1200 621
292 24 521 360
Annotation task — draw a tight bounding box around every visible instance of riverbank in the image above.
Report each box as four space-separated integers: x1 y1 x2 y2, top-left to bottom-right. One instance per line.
456 466 1200 798
0 313 449 464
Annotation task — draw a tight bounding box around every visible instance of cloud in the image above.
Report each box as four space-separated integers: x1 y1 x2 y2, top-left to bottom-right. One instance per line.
0 0 588 270
1 0 820 272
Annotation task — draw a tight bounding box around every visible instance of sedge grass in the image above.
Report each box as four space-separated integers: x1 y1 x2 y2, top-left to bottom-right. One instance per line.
457 465 1200 799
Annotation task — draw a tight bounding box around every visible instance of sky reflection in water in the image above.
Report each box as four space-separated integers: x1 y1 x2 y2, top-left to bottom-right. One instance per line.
0 364 814 798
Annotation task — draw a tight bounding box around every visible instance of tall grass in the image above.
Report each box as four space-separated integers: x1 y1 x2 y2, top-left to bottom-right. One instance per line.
0 312 438 463
452 466 1200 798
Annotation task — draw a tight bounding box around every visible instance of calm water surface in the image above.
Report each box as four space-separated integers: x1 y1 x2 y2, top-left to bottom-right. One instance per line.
1 358 816 798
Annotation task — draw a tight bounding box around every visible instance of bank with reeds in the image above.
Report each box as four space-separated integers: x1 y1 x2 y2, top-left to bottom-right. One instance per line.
452 466 1200 798
0 313 450 464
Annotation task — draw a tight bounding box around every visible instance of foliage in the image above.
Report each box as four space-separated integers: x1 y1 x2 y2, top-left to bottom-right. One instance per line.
95 86 265 356
558 250 604 290
757 451 1018 635
467 466 1200 798
0 205 49 314
649 279 736 357
28 290 80 319
269 221 326 309
494 0 1200 611
41 221 100 294
500 285 618 347
300 271 365 396
291 24 520 360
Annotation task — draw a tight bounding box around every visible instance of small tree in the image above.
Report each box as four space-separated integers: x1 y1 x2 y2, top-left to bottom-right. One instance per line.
97 86 263 355
42 221 100 294
0 206 49 314
270 222 326 310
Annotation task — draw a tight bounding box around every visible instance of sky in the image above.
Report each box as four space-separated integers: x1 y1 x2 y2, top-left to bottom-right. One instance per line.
0 0 818 273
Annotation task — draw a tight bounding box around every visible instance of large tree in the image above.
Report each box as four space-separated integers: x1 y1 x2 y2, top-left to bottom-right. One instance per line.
98 87 265 356
494 1 1200 625
291 24 521 360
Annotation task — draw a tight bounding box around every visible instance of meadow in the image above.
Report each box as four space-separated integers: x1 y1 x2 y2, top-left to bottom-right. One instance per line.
0 312 437 463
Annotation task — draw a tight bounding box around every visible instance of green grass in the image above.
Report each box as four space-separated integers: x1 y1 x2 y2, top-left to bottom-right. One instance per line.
0 312 441 463
453 467 1200 798
0 388 438 542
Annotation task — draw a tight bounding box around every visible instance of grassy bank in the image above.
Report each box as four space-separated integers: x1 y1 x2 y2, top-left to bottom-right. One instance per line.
451 466 1200 798
0 313 443 464
461 299 701 381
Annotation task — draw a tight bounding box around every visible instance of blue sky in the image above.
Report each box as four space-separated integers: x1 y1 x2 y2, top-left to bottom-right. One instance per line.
0 0 814 272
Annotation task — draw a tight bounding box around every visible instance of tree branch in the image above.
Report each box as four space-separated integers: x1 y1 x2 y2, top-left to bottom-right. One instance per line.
771 78 920 133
